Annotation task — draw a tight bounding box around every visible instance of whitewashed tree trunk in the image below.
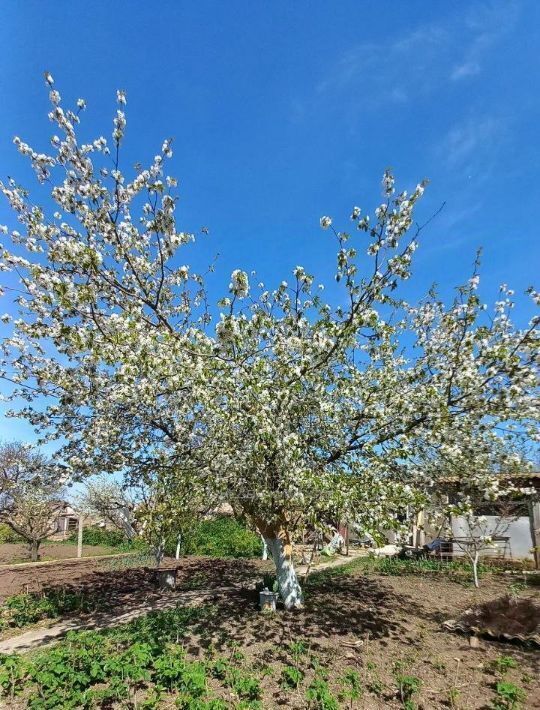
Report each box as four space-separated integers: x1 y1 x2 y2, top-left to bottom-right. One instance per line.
265 536 303 609
472 551 480 588
118 509 137 540
260 534 268 561
322 532 344 555
77 516 84 559
175 533 182 560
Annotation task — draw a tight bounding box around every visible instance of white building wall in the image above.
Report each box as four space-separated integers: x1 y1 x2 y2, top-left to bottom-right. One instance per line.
451 516 533 560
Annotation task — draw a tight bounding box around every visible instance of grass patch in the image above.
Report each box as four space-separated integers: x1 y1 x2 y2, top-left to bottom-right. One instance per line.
306 555 491 588
0 589 109 631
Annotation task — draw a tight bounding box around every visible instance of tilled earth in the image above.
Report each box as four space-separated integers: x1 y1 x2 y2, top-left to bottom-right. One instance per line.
179 566 540 709
0 556 538 708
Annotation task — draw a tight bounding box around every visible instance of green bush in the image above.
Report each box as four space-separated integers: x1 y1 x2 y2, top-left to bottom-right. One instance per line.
493 681 526 709
68 525 136 549
184 517 262 559
0 524 22 544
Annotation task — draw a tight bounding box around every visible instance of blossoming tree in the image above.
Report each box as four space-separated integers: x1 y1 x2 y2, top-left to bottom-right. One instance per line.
78 476 139 540
0 442 65 561
1 78 538 608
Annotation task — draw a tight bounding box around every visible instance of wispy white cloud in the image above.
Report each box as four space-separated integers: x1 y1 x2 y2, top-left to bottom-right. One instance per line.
316 26 450 108
450 61 481 81
450 1 519 81
316 1 520 106
437 116 506 171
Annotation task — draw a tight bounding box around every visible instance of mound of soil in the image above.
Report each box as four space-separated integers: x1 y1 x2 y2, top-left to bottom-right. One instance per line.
444 595 540 645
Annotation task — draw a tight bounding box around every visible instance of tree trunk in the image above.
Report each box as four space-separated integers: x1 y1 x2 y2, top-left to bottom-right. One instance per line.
175 533 182 560
77 516 84 559
263 528 303 610
528 501 540 570
321 532 344 556
472 552 480 588
30 539 41 562
154 538 165 568
260 534 268 561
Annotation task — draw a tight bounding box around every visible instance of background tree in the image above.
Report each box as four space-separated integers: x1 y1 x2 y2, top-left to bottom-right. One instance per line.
0 442 65 561
451 504 520 588
78 476 138 540
420 434 537 587
133 462 218 566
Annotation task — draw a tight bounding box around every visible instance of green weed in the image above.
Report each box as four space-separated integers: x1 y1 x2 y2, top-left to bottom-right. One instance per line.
492 681 526 709
338 669 363 707
281 665 304 689
306 676 339 709
0 588 107 630
395 674 421 709
489 655 518 676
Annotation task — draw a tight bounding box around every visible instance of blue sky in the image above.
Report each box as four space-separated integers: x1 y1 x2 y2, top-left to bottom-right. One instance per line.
0 0 539 443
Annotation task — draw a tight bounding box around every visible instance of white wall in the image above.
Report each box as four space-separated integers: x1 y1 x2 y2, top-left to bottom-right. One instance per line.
451 516 533 560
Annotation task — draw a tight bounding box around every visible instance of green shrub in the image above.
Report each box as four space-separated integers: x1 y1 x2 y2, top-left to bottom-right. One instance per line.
305 676 339 709
489 656 518 676
0 524 23 544
338 669 363 705
493 681 526 709
68 525 138 549
184 516 262 558
281 665 304 689
0 653 27 698
396 674 422 709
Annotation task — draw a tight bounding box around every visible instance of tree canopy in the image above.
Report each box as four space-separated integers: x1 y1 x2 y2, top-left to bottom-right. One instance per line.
1 77 538 606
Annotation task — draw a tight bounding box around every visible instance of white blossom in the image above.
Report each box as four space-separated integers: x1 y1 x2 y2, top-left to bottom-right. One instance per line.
229 269 249 298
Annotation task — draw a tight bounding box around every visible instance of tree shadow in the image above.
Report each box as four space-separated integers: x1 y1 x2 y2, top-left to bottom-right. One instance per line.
7 557 268 617
183 572 426 659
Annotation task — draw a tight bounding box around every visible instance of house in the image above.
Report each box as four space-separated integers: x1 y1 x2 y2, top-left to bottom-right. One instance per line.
54 502 80 537
414 471 540 567
52 503 106 540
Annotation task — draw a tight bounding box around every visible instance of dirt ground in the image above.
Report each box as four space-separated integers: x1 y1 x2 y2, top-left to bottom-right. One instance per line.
190 567 540 709
0 553 268 601
0 555 538 707
0 542 120 567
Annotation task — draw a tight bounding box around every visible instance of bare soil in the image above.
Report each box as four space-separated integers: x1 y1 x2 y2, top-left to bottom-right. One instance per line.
169 562 540 709
189 566 540 708
0 542 120 567
0 552 268 601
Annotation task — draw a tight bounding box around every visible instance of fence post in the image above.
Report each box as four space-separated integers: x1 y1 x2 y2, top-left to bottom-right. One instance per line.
77 515 84 559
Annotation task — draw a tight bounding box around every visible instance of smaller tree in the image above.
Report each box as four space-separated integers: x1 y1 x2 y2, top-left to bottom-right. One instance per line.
78 476 138 540
0 442 65 561
131 465 216 567
450 503 520 588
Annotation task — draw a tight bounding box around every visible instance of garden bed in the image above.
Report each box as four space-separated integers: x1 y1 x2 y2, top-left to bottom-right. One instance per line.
0 542 125 567
0 557 538 708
